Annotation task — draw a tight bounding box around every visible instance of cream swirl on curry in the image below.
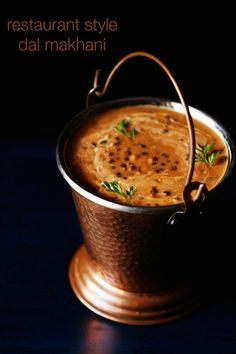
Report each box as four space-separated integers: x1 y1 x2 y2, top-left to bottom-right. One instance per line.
67 105 228 206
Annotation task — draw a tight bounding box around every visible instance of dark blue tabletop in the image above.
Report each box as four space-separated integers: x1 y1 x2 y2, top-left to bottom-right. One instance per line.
1 139 236 354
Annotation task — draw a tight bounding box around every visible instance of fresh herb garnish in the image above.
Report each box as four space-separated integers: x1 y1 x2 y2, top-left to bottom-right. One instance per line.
101 180 137 200
101 180 124 196
127 128 137 139
114 119 137 139
195 142 219 166
126 185 137 198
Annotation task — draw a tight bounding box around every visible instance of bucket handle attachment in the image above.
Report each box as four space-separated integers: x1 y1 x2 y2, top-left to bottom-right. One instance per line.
86 51 207 219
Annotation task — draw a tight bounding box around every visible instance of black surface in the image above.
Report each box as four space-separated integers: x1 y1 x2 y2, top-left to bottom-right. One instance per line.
1 11 236 139
1 140 236 354
1 11 236 354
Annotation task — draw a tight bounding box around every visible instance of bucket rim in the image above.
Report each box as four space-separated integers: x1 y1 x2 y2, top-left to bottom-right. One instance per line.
56 96 235 214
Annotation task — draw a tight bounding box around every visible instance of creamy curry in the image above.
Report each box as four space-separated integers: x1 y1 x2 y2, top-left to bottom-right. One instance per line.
66 105 228 206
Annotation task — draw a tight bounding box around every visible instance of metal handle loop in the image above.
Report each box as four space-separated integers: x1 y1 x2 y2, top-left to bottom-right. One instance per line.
86 51 203 203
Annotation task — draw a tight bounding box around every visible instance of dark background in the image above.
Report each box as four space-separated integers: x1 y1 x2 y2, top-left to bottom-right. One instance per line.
1 12 236 140
1 11 236 354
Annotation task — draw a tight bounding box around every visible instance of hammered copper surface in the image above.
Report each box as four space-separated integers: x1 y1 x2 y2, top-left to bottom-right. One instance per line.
71 189 195 292
69 245 199 325
56 52 234 324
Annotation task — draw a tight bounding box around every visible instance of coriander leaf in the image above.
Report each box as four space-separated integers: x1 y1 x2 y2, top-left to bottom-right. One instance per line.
114 119 137 139
126 186 137 198
101 180 124 196
114 119 129 134
101 181 137 200
195 142 219 166
126 128 137 138
208 152 219 166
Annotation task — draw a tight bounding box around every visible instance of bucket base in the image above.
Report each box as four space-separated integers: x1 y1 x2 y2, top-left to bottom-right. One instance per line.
69 246 199 325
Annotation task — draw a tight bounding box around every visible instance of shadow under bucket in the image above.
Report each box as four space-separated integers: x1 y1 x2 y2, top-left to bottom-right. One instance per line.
56 52 235 325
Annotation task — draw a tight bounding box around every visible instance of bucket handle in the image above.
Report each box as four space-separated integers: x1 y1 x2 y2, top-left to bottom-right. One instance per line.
86 51 207 216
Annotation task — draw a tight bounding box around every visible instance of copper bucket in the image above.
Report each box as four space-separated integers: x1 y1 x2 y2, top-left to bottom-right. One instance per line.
56 52 235 325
